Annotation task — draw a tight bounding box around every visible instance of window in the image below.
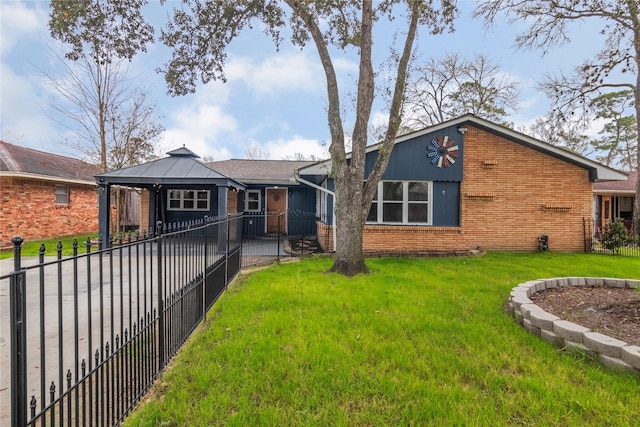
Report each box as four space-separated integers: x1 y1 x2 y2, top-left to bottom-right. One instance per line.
167 189 210 211
55 184 69 205
245 190 261 212
367 181 431 224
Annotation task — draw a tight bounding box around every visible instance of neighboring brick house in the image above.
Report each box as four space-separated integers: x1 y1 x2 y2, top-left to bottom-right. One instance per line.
298 114 627 253
593 170 637 233
0 141 101 247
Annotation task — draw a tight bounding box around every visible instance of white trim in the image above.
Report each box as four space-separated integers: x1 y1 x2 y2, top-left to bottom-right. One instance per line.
244 189 262 212
297 114 628 182
0 171 97 186
367 180 432 225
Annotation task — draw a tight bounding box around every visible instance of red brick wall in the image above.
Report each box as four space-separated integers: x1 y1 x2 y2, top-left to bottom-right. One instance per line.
0 177 98 247
317 125 592 253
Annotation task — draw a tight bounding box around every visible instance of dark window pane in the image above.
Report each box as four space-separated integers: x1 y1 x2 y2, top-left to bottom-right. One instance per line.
367 202 378 222
382 182 402 201
184 200 194 209
169 200 180 209
184 191 195 200
383 203 402 222
408 204 429 223
408 182 429 201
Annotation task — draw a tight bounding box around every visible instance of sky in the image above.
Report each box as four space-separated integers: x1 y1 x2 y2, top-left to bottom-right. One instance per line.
0 0 612 162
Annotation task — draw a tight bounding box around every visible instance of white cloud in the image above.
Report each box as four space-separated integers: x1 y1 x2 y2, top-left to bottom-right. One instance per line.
262 136 327 160
160 102 237 160
0 1 47 56
226 51 323 96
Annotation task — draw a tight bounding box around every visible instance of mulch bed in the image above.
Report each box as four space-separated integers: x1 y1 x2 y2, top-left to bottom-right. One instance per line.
530 286 640 347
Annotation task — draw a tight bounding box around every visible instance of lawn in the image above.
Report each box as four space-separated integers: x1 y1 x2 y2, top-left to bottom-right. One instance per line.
124 252 640 426
0 234 99 259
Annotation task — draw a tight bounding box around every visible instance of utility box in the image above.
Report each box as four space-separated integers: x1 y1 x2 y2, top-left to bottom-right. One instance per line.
538 235 549 251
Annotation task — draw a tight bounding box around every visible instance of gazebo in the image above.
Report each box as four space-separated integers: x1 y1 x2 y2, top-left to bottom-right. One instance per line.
95 146 245 245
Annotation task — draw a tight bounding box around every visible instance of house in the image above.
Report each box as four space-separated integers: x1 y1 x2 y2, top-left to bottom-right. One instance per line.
296 114 627 254
95 146 245 244
207 159 317 236
95 115 627 254
0 140 101 247
593 170 637 233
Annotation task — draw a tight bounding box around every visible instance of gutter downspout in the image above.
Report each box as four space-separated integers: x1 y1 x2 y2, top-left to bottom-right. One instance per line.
294 169 337 252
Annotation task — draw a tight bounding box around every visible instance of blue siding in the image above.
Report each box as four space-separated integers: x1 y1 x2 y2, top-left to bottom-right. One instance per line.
324 125 464 227
365 127 464 182
288 186 317 235
432 182 460 226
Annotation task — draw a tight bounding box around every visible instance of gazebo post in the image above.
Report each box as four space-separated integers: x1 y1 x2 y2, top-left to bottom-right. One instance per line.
217 187 228 252
98 183 111 247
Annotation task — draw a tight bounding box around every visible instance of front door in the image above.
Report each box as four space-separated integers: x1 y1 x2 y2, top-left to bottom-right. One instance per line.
267 188 287 233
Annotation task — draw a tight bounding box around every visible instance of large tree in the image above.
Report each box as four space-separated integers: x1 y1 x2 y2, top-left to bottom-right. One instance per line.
526 110 592 157
41 48 163 171
475 0 640 234
49 0 156 172
590 90 638 170
403 53 519 128
161 0 458 275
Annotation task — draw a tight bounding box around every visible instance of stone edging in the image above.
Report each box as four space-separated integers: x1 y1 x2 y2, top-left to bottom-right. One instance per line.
508 277 640 375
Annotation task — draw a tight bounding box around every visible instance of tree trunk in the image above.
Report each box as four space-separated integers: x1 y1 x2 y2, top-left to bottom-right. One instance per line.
329 175 368 276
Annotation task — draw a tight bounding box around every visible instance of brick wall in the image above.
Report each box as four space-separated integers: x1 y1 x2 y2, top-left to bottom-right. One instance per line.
460 126 591 251
0 177 98 247
316 125 593 253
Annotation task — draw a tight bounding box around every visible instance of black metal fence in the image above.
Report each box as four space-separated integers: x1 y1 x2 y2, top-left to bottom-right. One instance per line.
1 212 324 427
583 217 640 258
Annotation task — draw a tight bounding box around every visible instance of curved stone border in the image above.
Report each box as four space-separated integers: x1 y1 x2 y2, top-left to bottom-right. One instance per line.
508 277 640 375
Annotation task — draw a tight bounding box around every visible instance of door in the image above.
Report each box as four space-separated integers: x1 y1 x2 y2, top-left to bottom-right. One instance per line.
267 188 287 233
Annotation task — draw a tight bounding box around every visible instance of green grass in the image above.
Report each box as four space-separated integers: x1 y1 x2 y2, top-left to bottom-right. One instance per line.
124 252 640 426
0 234 99 259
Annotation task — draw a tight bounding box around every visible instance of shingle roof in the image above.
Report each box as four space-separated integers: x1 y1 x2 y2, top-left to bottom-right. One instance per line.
208 159 316 185
593 170 637 193
0 140 100 182
96 146 245 189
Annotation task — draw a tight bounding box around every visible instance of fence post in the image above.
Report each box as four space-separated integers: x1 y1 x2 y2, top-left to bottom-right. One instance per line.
226 215 231 287
156 221 165 371
10 236 27 427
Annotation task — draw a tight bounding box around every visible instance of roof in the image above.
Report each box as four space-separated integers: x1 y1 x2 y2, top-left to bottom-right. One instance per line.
96 146 245 189
298 114 628 183
0 140 100 184
593 170 637 194
208 159 316 185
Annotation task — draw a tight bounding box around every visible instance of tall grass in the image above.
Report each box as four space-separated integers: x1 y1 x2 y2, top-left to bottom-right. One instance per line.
126 252 639 426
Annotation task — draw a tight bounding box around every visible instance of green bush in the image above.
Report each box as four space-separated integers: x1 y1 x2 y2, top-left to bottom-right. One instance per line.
600 218 628 253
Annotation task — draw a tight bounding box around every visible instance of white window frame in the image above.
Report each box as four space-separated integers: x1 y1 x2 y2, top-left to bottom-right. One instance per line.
245 189 262 212
55 184 69 205
167 189 210 211
366 180 432 225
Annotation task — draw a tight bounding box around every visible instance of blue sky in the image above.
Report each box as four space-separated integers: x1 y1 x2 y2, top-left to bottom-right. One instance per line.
0 1 608 161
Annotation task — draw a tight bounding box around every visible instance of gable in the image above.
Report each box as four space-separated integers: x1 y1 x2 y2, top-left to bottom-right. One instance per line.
365 125 464 182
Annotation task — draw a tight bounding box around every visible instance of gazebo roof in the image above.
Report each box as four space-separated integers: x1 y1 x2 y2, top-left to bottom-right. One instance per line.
95 146 245 189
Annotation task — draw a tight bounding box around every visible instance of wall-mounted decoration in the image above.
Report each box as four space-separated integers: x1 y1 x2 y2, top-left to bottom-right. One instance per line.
542 204 573 212
464 192 496 201
427 136 459 168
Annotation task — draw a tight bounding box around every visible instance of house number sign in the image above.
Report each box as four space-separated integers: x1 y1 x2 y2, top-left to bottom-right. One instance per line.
427 135 459 168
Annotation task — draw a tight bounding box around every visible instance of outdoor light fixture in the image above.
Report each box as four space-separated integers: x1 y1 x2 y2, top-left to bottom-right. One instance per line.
457 127 468 134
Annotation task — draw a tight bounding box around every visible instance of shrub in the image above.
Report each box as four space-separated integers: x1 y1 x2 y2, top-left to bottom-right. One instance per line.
600 218 628 253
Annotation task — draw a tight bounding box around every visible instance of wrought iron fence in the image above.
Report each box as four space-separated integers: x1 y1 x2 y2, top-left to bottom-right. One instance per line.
2 215 243 426
584 217 640 258
2 211 321 426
